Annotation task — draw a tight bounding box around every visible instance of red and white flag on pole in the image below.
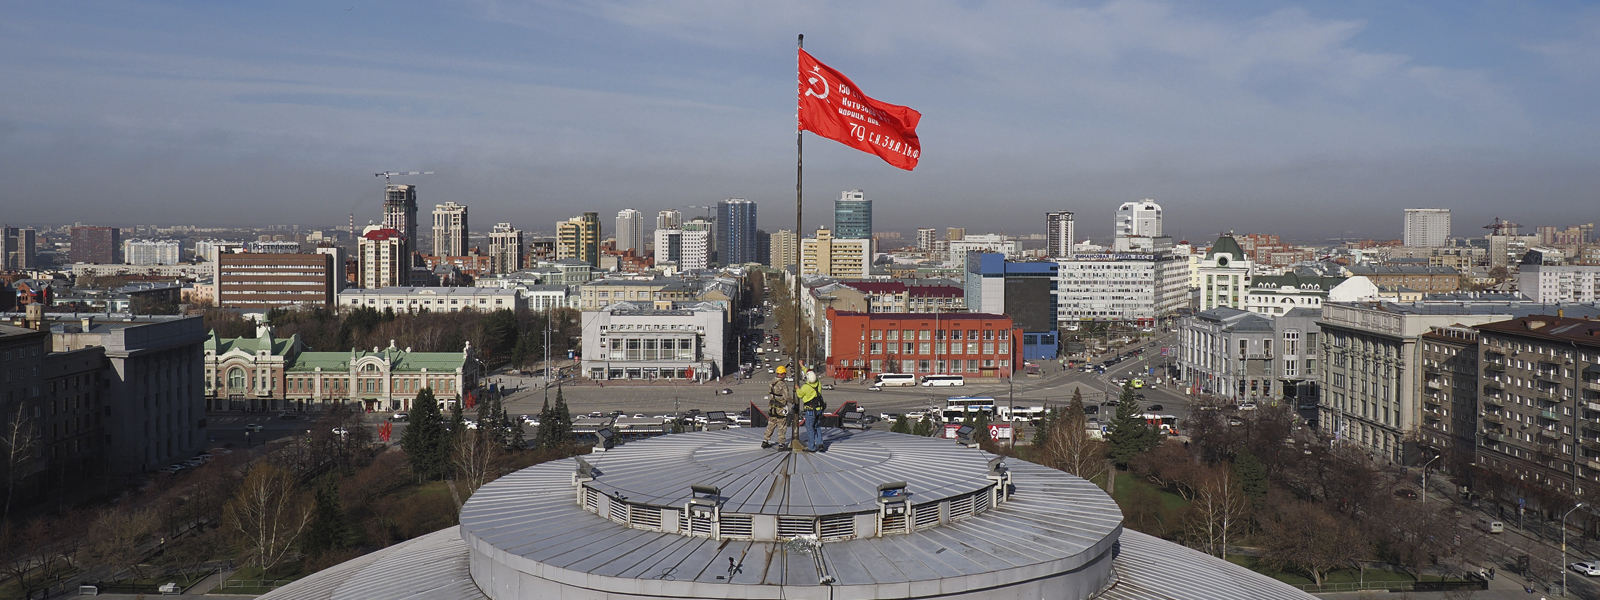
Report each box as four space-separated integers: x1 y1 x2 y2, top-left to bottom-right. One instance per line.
798 48 922 171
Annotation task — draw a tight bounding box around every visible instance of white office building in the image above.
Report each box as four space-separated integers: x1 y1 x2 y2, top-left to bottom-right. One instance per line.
581 301 727 381
339 286 524 313
1517 263 1600 303
655 209 681 231
1116 199 1163 238
1055 251 1188 326
615 209 644 255
1403 208 1451 248
653 226 711 271
948 234 1022 262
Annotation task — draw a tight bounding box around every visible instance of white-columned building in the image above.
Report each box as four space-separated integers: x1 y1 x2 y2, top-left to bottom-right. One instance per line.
339 287 524 313
123 240 182 265
581 301 726 381
615 209 644 255
1046 211 1075 258
432 201 469 258
1403 208 1451 248
487 223 523 275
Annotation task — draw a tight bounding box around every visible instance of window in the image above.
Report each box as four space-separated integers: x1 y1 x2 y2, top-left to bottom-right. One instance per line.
227 368 245 390
871 330 883 340
887 330 899 341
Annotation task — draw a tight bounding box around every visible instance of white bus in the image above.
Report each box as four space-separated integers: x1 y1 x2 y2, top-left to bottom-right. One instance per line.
874 373 917 387
920 374 966 387
945 396 997 415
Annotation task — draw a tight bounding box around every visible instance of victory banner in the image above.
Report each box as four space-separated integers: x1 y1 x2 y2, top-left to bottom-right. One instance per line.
798 48 922 171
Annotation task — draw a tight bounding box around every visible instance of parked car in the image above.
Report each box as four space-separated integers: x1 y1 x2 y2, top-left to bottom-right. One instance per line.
244 423 264 432
1083 405 1099 415
1146 404 1163 411
390 412 409 421
331 427 350 436
1393 489 1418 499
277 412 298 420
1571 562 1600 577
1237 402 1259 411
868 385 882 391
821 384 835 391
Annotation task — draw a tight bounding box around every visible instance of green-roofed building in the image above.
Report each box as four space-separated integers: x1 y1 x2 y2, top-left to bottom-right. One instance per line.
205 325 479 412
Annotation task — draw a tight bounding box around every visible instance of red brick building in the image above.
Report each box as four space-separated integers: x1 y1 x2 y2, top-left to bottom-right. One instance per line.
824 308 1019 380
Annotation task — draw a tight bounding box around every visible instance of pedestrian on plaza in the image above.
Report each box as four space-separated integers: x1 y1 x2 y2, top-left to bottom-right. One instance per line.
797 370 826 452
761 366 790 449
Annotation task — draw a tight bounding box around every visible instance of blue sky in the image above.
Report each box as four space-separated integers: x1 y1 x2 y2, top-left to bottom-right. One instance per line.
2 1 1598 242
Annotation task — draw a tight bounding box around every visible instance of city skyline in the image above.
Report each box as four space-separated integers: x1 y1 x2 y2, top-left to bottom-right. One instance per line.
2 2 1598 239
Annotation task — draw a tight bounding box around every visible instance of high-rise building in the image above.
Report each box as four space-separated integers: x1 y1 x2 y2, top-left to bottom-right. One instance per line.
359 225 410 288
915 228 938 253
653 225 710 271
716 198 758 266
556 212 602 267
217 253 337 309
656 209 681 231
3 226 38 270
1116 199 1163 238
1403 208 1451 248
755 230 771 267
123 240 182 265
432 201 469 258
770 229 797 270
384 184 420 246
487 223 524 275
615 209 644 255
834 190 872 240
947 228 966 241
71 226 121 264
1046 211 1076 258
801 227 871 279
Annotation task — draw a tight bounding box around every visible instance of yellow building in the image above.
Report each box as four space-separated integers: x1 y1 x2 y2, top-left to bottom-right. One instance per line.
556 212 601 267
801 227 871 279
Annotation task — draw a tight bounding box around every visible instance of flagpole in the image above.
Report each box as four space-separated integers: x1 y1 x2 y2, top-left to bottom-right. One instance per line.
790 32 805 452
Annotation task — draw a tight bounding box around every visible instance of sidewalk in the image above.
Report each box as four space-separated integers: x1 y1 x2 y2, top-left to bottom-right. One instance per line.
1314 569 1569 600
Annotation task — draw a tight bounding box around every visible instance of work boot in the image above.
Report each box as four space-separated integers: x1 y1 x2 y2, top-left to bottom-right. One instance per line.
760 441 771 449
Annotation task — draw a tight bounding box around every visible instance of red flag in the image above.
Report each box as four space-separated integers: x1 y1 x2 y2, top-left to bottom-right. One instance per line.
798 48 922 171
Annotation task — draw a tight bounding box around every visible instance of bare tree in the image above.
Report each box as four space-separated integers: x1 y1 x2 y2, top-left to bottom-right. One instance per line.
89 507 158 580
453 428 500 495
1040 390 1106 484
1258 501 1368 585
0 404 38 522
1186 464 1249 559
222 462 312 571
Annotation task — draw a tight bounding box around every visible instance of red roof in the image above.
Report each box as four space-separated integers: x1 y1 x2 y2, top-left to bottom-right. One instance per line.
363 228 403 241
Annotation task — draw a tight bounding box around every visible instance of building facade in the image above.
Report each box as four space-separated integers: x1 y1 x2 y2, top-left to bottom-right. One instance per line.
1517 263 1600 304
205 327 478 412
556 212 601 267
1403 208 1451 248
3 226 37 271
71 226 121 264
384 184 420 245
581 301 727 381
122 239 182 265
1116 199 1163 238
715 199 758 266
615 209 644 255
1046 211 1075 259
823 308 1018 380
833 190 872 240
339 287 523 313
1054 251 1188 326
801 228 871 279
359 226 410 289
1418 325 1479 472
947 234 1022 262
653 226 711 271
487 223 524 276
1344 265 1460 293
1196 235 1254 312
769 229 797 270
216 253 336 309
432 201 469 258
655 209 681 231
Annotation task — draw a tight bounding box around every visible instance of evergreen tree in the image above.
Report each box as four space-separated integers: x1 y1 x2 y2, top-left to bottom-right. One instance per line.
1032 407 1060 446
401 388 448 480
450 399 466 441
912 413 935 437
547 385 574 449
533 397 554 447
971 412 991 443
302 478 353 554
1106 382 1159 468
890 414 911 434
1233 448 1268 499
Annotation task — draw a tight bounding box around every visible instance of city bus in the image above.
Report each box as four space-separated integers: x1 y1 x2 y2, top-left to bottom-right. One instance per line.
874 373 917 387
920 374 966 387
1142 414 1179 435
945 396 997 415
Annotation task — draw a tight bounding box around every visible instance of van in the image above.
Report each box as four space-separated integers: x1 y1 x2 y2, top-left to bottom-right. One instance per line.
1478 518 1504 534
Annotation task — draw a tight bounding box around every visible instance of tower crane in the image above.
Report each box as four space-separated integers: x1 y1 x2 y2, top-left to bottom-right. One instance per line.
375 170 434 185
684 205 715 220
1483 217 1521 237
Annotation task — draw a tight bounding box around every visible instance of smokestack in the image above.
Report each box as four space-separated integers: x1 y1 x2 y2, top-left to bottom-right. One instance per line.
81 315 93 332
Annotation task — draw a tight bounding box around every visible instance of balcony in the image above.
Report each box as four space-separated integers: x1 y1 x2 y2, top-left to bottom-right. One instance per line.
1540 428 1563 440
1590 459 1600 472
1540 410 1563 421
1423 395 1443 406
1426 380 1442 391
1586 381 1600 393
1423 411 1442 422
1538 372 1562 386
1483 396 1504 408
1584 439 1600 453
1484 363 1506 374
1482 431 1503 443
1481 413 1504 425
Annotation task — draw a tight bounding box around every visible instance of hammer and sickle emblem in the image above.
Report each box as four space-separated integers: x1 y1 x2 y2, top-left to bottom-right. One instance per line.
805 67 829 100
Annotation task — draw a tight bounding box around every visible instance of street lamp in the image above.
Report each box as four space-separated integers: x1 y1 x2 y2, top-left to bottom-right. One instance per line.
1420 453 1440 504
1565 502 1587 597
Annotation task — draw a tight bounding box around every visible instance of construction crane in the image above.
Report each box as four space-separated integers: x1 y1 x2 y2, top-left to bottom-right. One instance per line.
375 170 434 185
1484 217 1521 237
684 205 715 220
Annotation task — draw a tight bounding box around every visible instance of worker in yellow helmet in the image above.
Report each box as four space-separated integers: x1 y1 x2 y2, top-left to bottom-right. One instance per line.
761 365 790 449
